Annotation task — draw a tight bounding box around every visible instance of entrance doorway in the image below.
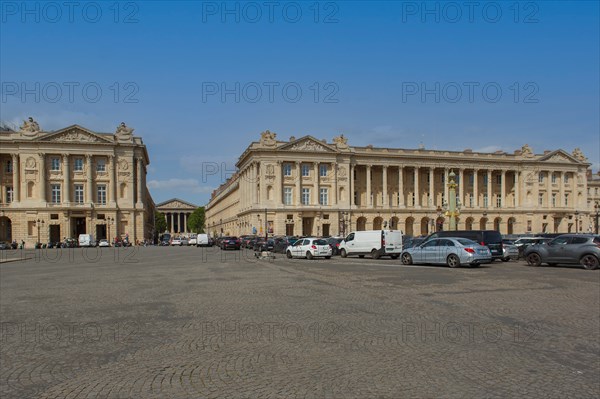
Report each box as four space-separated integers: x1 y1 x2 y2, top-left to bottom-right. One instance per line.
49 225 61 243
286 224 294 236
0 217 12 242
96 224 107 240
322 224 330 237
302 217 313 236
73 217 86 237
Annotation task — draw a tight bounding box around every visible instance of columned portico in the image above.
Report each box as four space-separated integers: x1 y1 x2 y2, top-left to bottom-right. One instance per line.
156 198 198 235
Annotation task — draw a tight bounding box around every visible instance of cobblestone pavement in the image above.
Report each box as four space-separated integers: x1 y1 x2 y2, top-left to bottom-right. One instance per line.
1 246 599 398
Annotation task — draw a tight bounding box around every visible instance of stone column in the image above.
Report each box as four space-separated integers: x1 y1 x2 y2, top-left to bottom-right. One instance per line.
11 154 20 202
546 170 552 208
487 170 492 208
382 166 388 207
313 162 319 205
275 160 283 206
295 161 301 206
458 169 464 206
559 171 565 207
170 213 175 233
398 166 404 207
366 165 372 208
501 170 506 208
350 163 355 207
444 168 449 206
110 155 117 206
254 162 259 205
473 169 478 208
428 167 434 206
85 154 92 204
414 167 420 207
332 162 337 205
514 171 520 207
184 213 188 233
136 157 143 208
62 154 70 204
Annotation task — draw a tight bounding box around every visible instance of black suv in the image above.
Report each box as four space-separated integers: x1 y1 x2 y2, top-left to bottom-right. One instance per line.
426 230 504 260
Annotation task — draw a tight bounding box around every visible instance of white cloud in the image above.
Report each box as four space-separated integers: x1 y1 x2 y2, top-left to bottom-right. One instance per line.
147 178 214 194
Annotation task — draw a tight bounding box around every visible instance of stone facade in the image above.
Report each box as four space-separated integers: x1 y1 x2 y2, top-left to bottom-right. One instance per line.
0 119 154 246
205 131 594 237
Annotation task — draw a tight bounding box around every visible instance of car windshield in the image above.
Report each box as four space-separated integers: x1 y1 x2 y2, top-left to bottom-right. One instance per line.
456 238 477 246
313 239 328 245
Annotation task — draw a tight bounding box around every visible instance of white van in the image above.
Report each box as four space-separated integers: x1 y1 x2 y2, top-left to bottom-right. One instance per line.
78 234 96 247
196 233 210 247
339 230 403 259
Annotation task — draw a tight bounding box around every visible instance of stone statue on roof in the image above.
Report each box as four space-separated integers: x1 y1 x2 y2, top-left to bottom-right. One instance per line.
19 117 41 134
333 134 349 150
259 130 277 147
572 148 587 162
115 122 134 141
521 144 534 158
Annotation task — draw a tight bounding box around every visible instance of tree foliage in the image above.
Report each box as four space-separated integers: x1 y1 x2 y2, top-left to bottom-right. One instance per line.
155 211 168 233
187 207 206 233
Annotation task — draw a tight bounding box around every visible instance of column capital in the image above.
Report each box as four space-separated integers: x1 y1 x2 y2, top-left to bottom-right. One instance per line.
135 156 144 163
62 153 69 159
38 153 45 159
382 165 388 170
85 153 92 161
313 161 319 166
11 154 18 161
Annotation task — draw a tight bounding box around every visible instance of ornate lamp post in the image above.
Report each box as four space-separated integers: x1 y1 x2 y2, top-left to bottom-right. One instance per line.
264 208 268 240
35 218 45 247
107 216 114 244
574 210 579 234
436 205 443 231
445 170 460 231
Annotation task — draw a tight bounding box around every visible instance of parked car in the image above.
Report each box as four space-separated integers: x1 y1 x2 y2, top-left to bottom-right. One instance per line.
524 234 600 270
78 234 97 247
401 237 492 268
196 234 210 247
426 230 504 261
171 237 183 246
513 237 552 258
339 230 403 259
272 236 298 253
189 234 198 245
221 236 241 250
326 237 344 255
62 238 79 248
286 237 332 259
402 236 427 250
501 239 519 261
0 241 9 250
98 239 110 247
253 238 275 252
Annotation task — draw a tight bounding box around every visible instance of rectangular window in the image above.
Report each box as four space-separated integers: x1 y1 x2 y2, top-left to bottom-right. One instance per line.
319 164 327 177
496 174 502 184
319 188 328 205
468 194 473 207
551 173 557 184
6 160 12 173
283 163 292 176
564 174 569 183
483 193 488 208
96 159 106 172
469 174 474 185
564 193 569 207
51 157 60 171
538 193 544 206
74 184 84 204
483 174 488 185
354 191 358 205
411 192 415 206
283 187 292 205
538 172 544 183
301 164 309 177
6 186 13 203
51 184 61 203
301 188 310 205
97 185 107 205
441 173 445 183
496 196 502 208
551 193 557 207
74 158 83 171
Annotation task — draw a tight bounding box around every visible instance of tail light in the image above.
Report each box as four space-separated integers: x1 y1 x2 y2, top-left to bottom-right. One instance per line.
311 245 317 249
336 243 340 247
480 242 485 246
464 248 475 254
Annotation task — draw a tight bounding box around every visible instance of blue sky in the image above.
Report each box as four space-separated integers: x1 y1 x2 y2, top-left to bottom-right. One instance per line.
1 1 599 205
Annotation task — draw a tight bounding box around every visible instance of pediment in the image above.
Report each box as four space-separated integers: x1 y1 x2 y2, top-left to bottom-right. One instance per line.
536 150 581 164
278 136 338 153
157 198 198 210
37 125 114 144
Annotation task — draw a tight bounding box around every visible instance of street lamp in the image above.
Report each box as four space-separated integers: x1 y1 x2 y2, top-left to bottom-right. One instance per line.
107 217 114 244
574 210 579 234
436 205 443 231
35 218 45 247
595 201 600 235
445 170 460 231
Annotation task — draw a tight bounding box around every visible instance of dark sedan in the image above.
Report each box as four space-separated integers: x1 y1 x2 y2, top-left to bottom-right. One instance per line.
253 238 274 252
524 234 600 270
220 236 241 250
326 237 344 255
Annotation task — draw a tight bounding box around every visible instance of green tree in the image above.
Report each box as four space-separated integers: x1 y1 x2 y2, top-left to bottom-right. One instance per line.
155 211 167 234
187 207 206 233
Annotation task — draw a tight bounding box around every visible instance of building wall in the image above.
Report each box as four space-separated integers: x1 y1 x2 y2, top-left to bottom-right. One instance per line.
0 122 153 246
206 132 593 238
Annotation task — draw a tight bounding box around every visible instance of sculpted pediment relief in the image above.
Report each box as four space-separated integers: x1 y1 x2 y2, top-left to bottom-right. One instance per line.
537 150 581 164
157 198 198 210
37 126 113 144
279 136 337 153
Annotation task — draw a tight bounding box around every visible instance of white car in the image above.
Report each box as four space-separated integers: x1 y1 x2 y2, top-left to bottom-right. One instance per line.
98 239 110 247
286 237 332 259
171 238 183 246
189 237 197 245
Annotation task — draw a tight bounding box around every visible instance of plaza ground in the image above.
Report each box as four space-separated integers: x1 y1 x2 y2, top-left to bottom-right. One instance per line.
1 247 599 398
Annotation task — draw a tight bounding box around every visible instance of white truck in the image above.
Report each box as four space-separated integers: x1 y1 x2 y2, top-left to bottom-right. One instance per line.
339 230 403 259
195 234 210 247
78 234 97 247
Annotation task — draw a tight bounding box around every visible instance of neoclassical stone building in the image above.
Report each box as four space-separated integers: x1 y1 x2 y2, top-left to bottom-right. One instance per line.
156 198 199 234
0 118 154 246
205 131 594 237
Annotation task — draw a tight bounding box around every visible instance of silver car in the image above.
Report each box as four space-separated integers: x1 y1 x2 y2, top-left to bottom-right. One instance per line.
501 239 519 261
401 238 492 268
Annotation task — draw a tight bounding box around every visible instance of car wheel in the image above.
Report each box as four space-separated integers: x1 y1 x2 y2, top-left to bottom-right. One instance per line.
306 251 313 260
371 249 380 259
548 263 557 266
502 257 509 262
401 252 412 265
358 255 365 258
286 251 293 259
580 254 599 270
447 254 460 268
391 254 399 259
526 253 542 266
325 256 331 259
340 249 347 258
